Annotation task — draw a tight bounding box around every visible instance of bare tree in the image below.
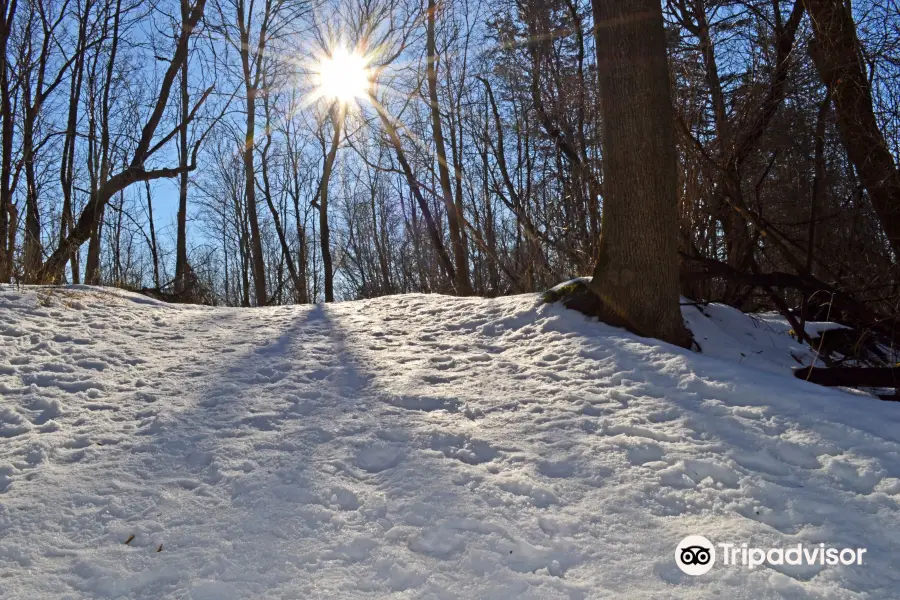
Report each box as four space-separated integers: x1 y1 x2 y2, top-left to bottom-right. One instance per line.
426 0 470 294
83 0 124 284
804 0 900 258
41 0 212 279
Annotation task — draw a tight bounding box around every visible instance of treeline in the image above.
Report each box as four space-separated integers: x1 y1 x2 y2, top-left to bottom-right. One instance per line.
1 0 899 320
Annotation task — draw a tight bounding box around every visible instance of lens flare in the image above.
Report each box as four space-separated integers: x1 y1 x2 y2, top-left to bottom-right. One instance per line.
313 47 371 105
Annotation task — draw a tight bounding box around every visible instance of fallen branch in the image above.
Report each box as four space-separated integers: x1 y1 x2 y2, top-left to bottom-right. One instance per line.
793 366 900 389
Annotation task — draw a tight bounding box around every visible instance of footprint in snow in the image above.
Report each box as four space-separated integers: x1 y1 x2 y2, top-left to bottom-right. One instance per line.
355 443 404 473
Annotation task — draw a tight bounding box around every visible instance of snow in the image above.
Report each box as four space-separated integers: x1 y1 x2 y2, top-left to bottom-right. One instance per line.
1 284 899 599
682 302 828 374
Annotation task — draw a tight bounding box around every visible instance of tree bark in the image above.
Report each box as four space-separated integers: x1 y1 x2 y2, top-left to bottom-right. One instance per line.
23 78 41 282
241 88 267 305
588 0 691 347
287 129 308 303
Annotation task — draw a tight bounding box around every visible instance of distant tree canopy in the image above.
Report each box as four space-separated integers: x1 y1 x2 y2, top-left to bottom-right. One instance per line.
1 0 899 334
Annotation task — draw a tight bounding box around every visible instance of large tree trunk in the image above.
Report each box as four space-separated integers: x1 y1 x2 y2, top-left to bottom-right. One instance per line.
803 0 900 258
84 215 104 283
588 0 691 347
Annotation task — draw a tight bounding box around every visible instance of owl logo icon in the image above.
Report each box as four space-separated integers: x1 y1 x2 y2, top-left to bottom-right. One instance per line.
675 535 716 576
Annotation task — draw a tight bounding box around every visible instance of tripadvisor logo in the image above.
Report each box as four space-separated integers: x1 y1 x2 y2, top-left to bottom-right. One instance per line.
675 535 867 576
675 535 716 576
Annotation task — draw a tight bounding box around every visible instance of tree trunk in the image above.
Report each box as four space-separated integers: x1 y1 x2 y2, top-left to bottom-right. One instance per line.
85 214 104 283
20 9 41 282
86 0 122 285
0 0 17 282
261 90 303 299
59 0 89 284
175 0 190 293
803 0 900 258
145 180 161 288
234 186 251 307
426 0 470 295
319 106 341 302
237 0 267 306
242 90 267 305
588 0 691 347
289 149 308 303
113 189 124 284
23 92 41 282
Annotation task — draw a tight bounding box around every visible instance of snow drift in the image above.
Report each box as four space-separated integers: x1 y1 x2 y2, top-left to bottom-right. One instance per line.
1 285 899 599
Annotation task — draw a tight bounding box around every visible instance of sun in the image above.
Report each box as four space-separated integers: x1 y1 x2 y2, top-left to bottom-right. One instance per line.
313 47 372 106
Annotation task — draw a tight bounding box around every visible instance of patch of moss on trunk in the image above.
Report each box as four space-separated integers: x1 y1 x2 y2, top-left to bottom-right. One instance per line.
542 279 612 321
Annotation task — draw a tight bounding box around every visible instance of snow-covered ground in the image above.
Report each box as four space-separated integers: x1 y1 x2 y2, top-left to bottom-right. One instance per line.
1 285 899 599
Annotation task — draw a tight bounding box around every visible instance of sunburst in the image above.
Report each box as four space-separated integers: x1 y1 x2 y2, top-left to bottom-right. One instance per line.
309 46 373 108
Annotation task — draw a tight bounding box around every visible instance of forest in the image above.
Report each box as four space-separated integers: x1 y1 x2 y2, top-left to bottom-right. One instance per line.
5 1 900 594
1 0 899 339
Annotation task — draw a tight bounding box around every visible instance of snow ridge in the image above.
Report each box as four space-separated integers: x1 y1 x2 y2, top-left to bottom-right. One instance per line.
1 285 899 599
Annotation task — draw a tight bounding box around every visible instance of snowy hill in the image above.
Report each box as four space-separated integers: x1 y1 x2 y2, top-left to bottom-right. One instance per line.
1 285 899 599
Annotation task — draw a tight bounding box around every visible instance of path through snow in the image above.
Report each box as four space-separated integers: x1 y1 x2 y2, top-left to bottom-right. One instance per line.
1 286 899 598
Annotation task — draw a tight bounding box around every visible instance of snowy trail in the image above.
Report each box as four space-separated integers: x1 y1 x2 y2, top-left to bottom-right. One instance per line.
1 286 900 599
